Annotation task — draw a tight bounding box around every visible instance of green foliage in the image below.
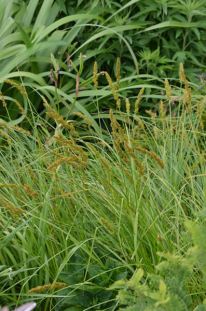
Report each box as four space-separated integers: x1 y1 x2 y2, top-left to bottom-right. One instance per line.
0 100 205 309
111 220 206 311
0 1 206 84
2 0 206 80
1 1 206 310
2 0 206 128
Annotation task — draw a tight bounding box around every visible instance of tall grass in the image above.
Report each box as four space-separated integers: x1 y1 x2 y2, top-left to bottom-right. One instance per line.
0 91 205 309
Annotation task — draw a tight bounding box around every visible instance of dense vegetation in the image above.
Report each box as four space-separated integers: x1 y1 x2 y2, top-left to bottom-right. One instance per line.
0 1 206 310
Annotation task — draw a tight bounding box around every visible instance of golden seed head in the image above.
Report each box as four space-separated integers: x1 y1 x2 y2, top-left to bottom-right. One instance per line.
14 99 25 115
109 109 118 132
116 98 121 110
0 93 6 107
5 79 27 97
134 158 145 175
73 112 93 126
0 197 24 217
104 72 120 105
104 72 113 89
159 100 166 118
28 282 67 293
0 129 11 143
23 184 37 198
135 88 144 113
13 126 31 136
179 63 187 83
0 183 17 189
164 79 172 99
43 99 76 133
48 147 88 171
125 98 130 114
183 80 192 107
135 145 164 169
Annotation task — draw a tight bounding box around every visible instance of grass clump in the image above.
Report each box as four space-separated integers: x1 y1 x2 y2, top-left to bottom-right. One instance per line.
0 90 205 309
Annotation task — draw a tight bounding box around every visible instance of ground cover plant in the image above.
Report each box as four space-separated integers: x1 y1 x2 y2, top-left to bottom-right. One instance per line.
0 0 206 310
